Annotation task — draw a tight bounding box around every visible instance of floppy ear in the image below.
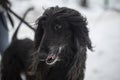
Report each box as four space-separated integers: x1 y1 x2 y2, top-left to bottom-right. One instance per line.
27 16 46 75
67 16 92 80
34 16 45 49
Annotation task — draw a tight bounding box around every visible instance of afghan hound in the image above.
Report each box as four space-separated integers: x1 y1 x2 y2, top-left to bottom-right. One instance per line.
1 6 92 80
28 6 92 80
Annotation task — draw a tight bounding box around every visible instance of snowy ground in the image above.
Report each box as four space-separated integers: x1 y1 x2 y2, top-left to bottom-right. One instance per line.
1 0 120 80
85 10 120 80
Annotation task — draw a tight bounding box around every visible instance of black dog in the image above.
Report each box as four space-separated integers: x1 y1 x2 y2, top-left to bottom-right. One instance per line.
1 8 34 80
28 6 92 80
1 6 92 80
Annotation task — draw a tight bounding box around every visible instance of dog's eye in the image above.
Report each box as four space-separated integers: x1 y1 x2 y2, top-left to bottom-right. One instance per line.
54 24 62 30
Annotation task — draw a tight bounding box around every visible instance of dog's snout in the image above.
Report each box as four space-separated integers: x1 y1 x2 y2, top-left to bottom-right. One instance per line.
39 53 47 61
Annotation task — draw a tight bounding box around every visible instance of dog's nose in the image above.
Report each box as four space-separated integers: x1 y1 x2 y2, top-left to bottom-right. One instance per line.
39 53 47 62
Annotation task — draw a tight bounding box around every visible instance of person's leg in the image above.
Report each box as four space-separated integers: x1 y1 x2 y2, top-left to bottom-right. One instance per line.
0 12 9 55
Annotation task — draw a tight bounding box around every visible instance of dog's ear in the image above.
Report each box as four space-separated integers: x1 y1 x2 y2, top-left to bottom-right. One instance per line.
34 16 46 49
67 16 92 80
69 15 92 50
28 16 46 75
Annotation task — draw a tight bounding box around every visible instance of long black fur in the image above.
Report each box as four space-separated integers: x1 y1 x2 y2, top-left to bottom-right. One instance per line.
29 6 92 80
1 8 34 80
1 6 92 80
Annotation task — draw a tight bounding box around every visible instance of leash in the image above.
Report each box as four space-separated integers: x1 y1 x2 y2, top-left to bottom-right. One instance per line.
12 7 34 41
1 3 35 31
6 7 35 31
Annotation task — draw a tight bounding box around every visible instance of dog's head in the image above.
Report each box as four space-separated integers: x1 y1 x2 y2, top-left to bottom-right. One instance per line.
34 6 92 65
29 6 92 77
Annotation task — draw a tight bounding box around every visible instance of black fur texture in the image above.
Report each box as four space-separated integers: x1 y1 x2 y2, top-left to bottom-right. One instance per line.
1 39 33 80
29 6 92 80
1 6 92 80
1 8 34 80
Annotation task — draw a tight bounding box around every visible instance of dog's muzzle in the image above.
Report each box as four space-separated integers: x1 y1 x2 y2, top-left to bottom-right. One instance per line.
39 53 59 65
45 54 59 65
39 46 64 65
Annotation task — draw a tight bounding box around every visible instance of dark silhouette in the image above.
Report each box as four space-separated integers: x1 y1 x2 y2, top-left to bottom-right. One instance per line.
29 6 92 80
1 6 92 80
1 8 34 80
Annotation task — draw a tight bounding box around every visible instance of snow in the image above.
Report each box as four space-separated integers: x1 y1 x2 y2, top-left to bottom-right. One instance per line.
85 10 120 80
1 0 120 80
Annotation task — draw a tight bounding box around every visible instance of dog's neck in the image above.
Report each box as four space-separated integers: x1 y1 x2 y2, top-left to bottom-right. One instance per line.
34 46 76 80
35 64 70 80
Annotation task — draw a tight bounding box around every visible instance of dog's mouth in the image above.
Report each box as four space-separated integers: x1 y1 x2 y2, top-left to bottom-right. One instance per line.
39 46 65 65
39 54 59 65
45 54 59 65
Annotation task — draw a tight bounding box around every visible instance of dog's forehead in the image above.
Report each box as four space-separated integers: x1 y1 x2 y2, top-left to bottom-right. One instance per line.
41 7 82 25
42 15 65 25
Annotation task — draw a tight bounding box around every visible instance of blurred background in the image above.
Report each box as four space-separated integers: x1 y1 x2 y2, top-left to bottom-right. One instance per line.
1 0 120 80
